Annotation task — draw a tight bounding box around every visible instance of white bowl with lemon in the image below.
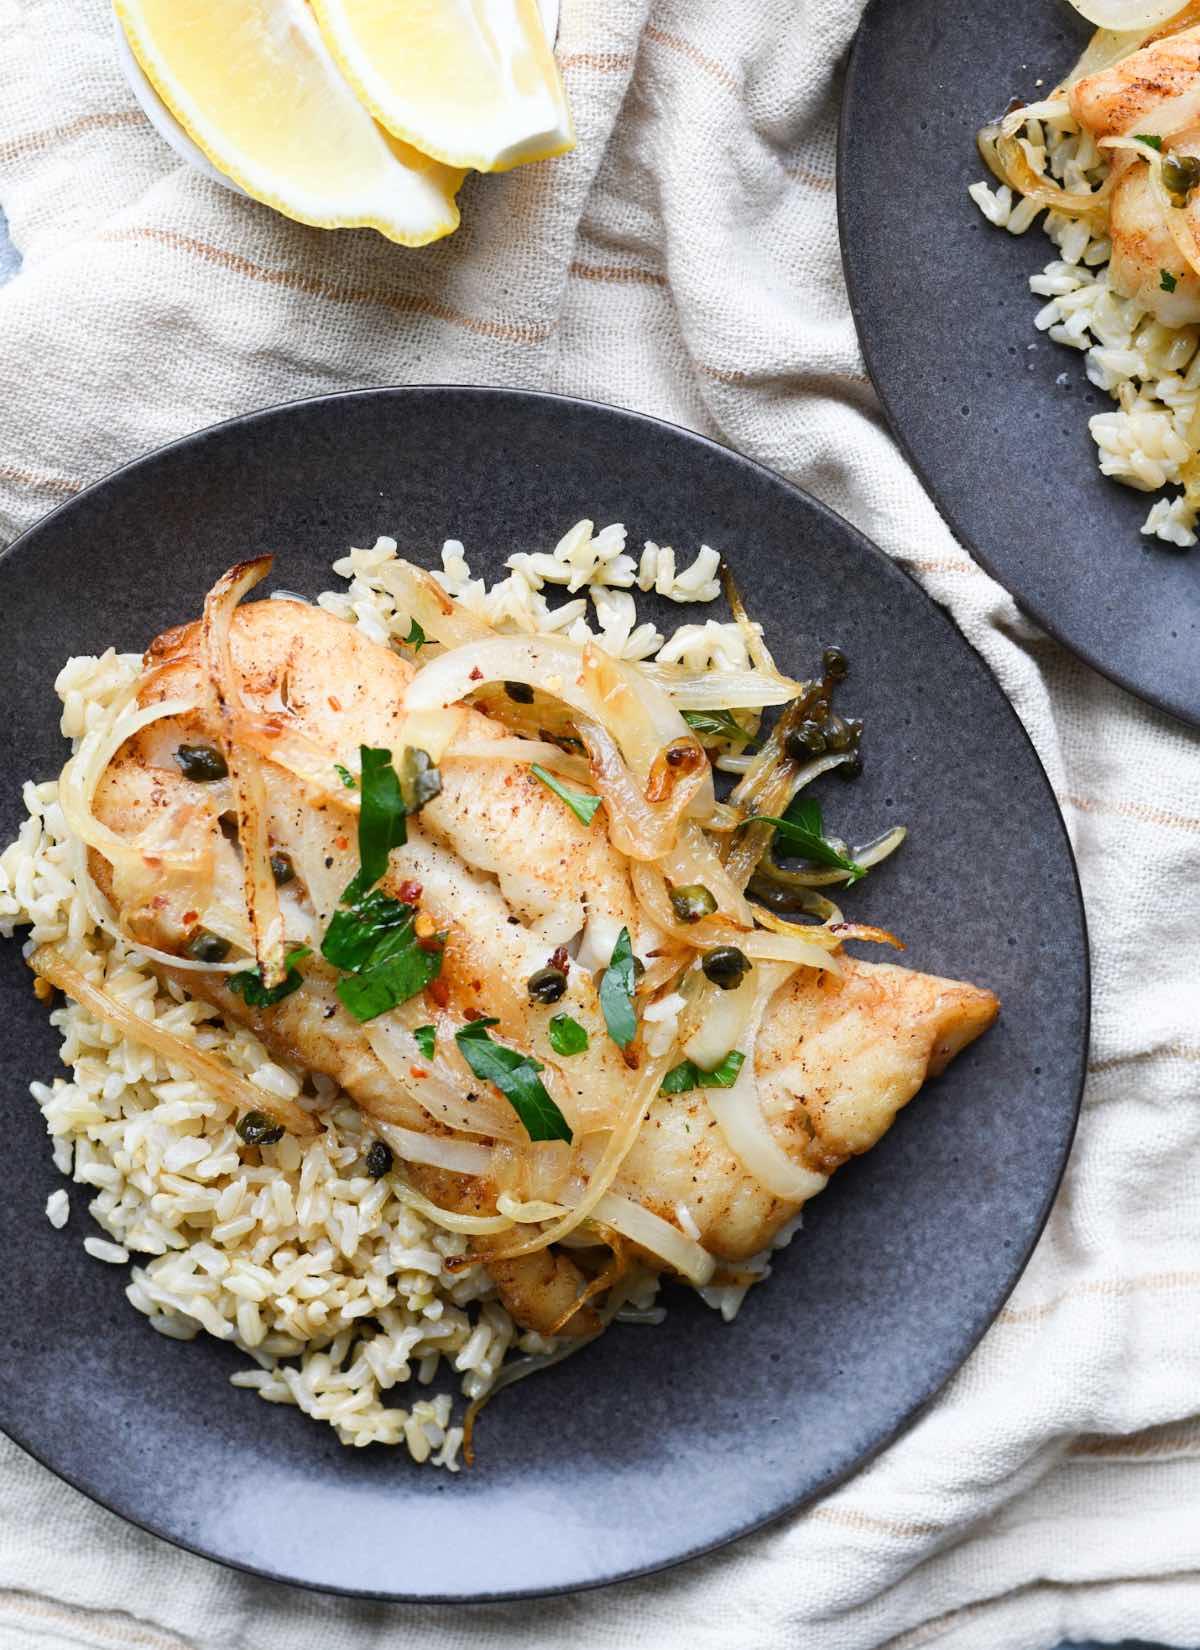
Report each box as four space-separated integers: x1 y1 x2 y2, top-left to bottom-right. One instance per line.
112 0 570 246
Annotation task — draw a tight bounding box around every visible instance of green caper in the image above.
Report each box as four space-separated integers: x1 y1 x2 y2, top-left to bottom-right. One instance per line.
837 753 864 781
785 720 827 761
270 851 295 886
400 747 442 814
527 965 568 1004
669 883 718 924
844 717 864 746
174 744 228 782
218 811 240 842
701 946 751 991
236 1110 285 1147
824 714 853 752
182 928 231 964
504 681 535 704
1163 153 1200 206
822 646 849 682
365 1140 393 1179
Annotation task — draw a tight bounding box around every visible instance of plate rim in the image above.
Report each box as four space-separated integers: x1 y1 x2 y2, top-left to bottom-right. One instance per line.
0 384 1091 1602
837 0 1198 732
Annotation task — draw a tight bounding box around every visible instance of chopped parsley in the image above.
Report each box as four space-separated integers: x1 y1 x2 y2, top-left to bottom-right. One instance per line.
530 763 603 827
547 1012 589 1056
1136 133 1164 151
660 1051 746 1094
748 795 865 884
455 1018 572 1143
599 927 638 1049
334 763 358 789
1161 268 1179 293
321 889 444 1022
413 1024 437 1060
227 945 312 1009
342 746 408 907
682 708 751 743
403 617 426 651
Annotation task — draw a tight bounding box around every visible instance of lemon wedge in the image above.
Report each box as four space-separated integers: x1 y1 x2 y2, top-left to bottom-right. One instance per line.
309 0 575 173
114 0 465 245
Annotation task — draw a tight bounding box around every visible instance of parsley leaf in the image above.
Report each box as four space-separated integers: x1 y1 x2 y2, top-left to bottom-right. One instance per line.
749 795 865 883
1161 268 1179 293
660 1051 746 1094
334 764 358 790
342 746 407 907
599 926 638 1049
455 1019 572 1143
321 891 443 1022
530 763 603 827
413 1024 437 1060
404 617 426 651
548 1013 589 1056
682 708 751 743
227 945 312 1009
1136 133 1164 151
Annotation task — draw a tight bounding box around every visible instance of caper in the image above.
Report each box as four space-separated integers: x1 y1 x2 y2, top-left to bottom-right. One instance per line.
824 714 853 752
809 699 830 723
270 851 295 886
527 965 568 1004
785 721 827 761
218 811 240 842
365 1140 393 1180
174 743 228 782
837 752 864 781
1163 153 1200 206
400 747 442 814
504 681 535 704
822 645 849 682
236 1110 285 1147
701 946 751 990
844 717 864 746
182 928 231 964
669 883 718 924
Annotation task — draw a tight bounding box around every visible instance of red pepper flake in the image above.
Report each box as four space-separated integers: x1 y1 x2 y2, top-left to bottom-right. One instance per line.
181 911 198 927
334 834 349 851
468 667 483 681
464 1006 489 1021
410 1066 429 1080
398 879 423 904
427 978 450 1008
549 945 569 974
328 696 342 712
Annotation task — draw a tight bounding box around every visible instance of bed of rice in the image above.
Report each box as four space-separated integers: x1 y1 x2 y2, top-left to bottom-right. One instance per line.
0 518 795 1466
971 106 1200 548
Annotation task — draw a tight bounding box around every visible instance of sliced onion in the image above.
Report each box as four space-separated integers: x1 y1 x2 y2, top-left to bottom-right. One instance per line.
374 1121 494 1177
740 931 845 973
640 662 801 710
393 1180 515 1236
578 716 705 860
201 560 287 988
1064 0 1187 28
367 1013 524 1142
680 967 758 1069
725 751 852 892
372 557 496 650
701 961 830 1202
591 1192 715 1286
462 1049 675 1269
30 944 316 1136
977 123 1111 223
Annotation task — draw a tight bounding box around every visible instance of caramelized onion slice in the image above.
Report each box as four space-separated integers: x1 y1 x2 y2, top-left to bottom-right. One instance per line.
30 944 315 1136
201 559 287 988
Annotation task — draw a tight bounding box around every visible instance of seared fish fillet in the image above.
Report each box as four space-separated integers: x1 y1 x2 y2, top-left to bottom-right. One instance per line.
1070 25 1200 323
89 595 998 1333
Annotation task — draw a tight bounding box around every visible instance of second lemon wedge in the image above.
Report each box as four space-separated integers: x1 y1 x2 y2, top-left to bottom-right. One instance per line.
114 0 465 245
309 0 575 173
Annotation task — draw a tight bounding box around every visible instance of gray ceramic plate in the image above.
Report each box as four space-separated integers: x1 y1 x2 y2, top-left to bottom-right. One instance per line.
0 388 1087 1600
840 0 1200 728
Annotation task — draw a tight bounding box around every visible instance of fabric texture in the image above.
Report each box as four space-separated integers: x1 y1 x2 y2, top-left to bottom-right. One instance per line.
1 1 1198 1646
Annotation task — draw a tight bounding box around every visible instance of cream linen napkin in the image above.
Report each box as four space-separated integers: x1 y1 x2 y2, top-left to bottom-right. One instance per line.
1 2 1199 1647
